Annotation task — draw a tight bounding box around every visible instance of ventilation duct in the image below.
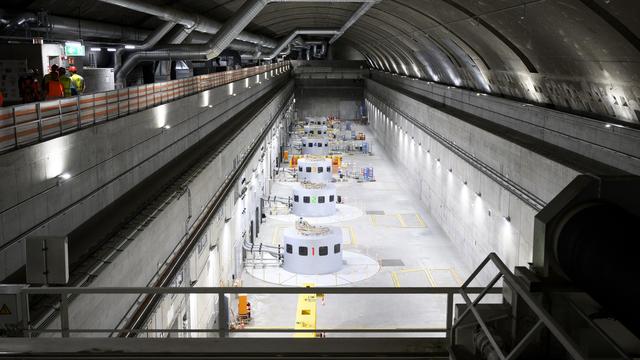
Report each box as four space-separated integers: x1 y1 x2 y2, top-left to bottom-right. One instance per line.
96 0 277 49
262 29 339 60
329 0 378 44
114 21 176 86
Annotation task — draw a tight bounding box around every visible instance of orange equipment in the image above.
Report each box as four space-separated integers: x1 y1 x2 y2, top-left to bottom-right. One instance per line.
238 294 250 321
290 154 300 168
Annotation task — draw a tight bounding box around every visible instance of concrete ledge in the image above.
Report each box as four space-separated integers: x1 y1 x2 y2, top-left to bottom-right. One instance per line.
371 71 640 175
0 70 291 280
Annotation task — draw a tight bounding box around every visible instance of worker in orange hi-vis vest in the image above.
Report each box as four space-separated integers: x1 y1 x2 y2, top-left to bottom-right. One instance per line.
45 72 64 100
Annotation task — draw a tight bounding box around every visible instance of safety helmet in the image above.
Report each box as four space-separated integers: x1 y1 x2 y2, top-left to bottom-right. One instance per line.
69 66 78 73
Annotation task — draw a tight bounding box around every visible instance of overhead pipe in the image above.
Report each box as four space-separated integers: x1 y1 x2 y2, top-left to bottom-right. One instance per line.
45 14 148 42
329 0 378 44
262 29 339 60
96 0 277 49
97 0 376 48
114 21 176 86
114 40 263 85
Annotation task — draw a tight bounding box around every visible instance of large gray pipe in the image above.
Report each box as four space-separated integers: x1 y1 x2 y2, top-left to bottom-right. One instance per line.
96 0 277 49
262 29 339 60
115 40 263 85
203 0 269 60
329 0 378 44
114 21 176 85
46 14 148 41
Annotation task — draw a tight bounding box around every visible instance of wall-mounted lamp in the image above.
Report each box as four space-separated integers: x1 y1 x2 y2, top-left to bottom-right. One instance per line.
224 217 232 223
504 215 511 222
57 172 71 185
463 180 468 186
476 192 482 198
448 168 452 173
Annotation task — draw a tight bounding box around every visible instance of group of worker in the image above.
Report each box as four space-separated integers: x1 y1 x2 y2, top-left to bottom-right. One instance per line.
0 64 87 107
43 64 85 100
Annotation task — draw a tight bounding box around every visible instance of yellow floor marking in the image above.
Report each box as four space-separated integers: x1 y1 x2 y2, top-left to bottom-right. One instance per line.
393 268 433 287
450 268 464 286
347 225 358 246
294 283 317 338
391 272 401 287
370 213 427 228
425 269 438 287
396 214 407 227
428 268 464 286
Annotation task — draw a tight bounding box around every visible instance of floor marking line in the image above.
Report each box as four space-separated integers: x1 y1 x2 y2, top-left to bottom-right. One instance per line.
425 269 437 287
391 271 401 287
348 225 358 246
396 214 407 227
294 283 317 338
415 213 426 227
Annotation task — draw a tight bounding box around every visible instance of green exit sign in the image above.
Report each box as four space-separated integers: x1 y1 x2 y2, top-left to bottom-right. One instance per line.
64 41 85 57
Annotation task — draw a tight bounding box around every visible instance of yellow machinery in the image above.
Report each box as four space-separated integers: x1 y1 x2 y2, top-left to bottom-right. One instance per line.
294 283 317 338
238 294 250 323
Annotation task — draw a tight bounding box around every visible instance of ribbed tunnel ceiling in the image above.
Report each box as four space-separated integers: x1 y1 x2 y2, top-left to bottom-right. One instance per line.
3 0 640 123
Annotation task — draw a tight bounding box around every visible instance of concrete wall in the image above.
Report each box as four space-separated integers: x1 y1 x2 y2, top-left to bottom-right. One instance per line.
47 79 294 333
365 80 587 279
0 68 291 280
295 79 363 121
372 71 640 176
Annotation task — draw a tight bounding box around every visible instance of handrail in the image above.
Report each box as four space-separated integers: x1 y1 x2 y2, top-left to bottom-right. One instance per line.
451 253 588 360
0 62 290 153
18 286 502 338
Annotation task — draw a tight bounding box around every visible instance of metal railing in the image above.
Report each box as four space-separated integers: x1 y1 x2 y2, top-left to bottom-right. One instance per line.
0 62 290 153
18 286 501 338
451 253 590 360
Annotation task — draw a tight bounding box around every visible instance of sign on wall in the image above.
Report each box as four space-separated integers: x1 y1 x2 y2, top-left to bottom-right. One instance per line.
64 41 85 57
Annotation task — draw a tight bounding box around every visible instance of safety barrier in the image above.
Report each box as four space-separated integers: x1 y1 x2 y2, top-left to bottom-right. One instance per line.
18 285 501 338
0 62 290 153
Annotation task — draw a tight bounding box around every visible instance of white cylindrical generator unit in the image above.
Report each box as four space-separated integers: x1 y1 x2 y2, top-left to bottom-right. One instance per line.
305 117 327 126
297 157 333 183
282 223 343 274
302 136 329 155
304 125 328 136
292 183 337 217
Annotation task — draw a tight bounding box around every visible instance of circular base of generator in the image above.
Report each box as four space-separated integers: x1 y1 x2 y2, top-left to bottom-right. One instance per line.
245 251 380 286
267 204 364 223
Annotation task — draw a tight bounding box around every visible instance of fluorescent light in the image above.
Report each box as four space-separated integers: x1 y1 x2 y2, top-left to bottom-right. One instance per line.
107 48 117 52
124 45 135 49
605 124 612 128
163 125 171 130
90 47 101 52
58 173 71 180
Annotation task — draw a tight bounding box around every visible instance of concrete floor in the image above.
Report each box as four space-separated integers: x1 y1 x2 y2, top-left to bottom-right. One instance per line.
238 122 477 337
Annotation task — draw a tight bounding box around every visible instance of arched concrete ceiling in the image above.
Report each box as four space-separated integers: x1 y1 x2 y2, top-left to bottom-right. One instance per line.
3 0 639 123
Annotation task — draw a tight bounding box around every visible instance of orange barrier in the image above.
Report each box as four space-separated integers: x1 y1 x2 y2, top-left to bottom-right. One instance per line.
0 62 290 152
